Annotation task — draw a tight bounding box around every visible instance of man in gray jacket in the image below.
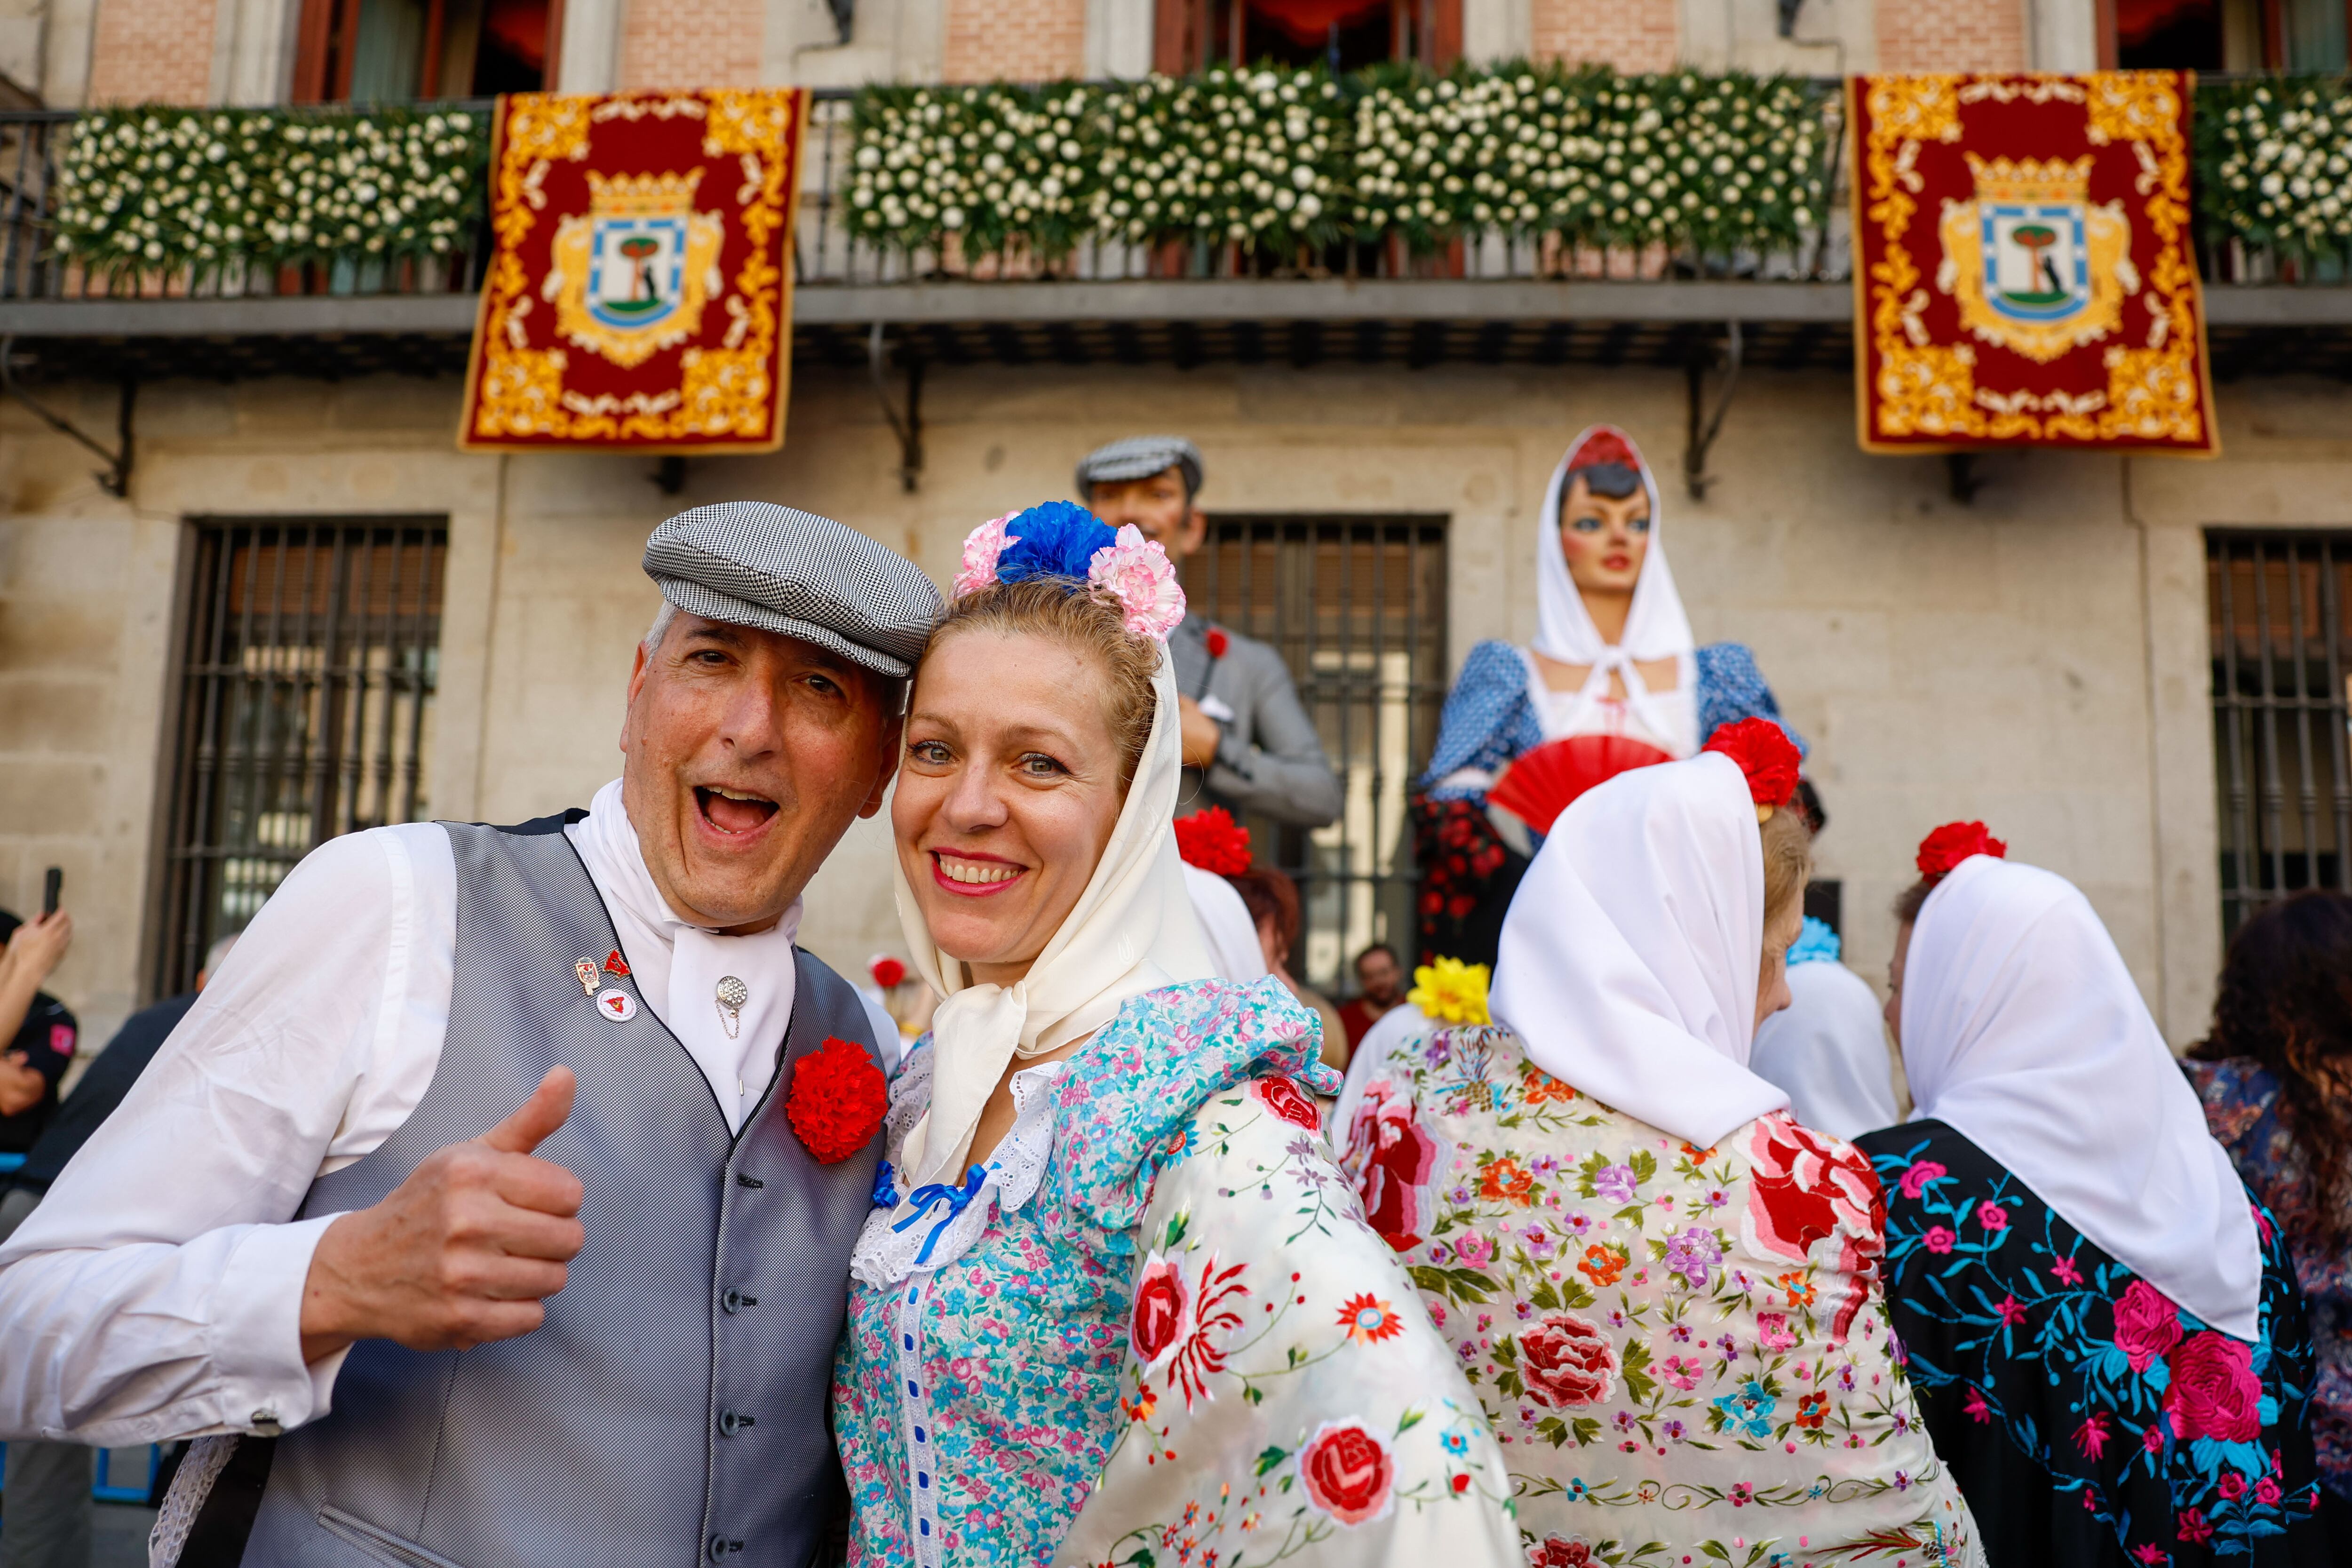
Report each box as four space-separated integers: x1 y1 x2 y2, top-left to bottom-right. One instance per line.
0 503 941 1568
1079 436 1342 829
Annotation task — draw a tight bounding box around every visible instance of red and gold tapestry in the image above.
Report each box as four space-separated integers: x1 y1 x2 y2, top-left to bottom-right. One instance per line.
459 89 806 454
1850 72 2218 456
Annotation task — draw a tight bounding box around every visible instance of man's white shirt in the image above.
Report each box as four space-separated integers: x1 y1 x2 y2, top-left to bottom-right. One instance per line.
0 779 889 1447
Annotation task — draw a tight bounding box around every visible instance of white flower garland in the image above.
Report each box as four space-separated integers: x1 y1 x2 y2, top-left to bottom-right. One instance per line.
2204 79 2352 256
53 106 482 276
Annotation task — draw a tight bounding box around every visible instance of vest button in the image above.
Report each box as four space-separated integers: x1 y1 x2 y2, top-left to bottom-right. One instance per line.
708 1535 743 1560
721 1289 742 1314
718 1409 755 1436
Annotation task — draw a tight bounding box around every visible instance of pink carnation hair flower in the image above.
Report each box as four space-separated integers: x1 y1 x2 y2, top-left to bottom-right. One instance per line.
1088 524 1186 640
953 511 1021 599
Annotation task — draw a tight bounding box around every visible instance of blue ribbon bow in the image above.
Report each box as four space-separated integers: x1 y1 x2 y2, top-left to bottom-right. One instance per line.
891 1165 990 1266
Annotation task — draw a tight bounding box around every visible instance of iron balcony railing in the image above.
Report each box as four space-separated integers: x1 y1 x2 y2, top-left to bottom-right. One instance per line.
8 86 2351 310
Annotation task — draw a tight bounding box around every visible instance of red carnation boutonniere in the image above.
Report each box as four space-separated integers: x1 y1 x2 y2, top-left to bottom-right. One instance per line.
868 954 908 990
1174 805 1253 876
1701 717 1803 822
1916 821 2007 882
1205 626 1230 659
785 1035 890 1165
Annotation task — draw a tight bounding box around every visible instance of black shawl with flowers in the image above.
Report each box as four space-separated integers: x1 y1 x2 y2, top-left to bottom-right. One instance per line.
1858 1119 2329 1567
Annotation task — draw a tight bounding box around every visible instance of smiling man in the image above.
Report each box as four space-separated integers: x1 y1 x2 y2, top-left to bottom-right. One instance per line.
0 503 942 1568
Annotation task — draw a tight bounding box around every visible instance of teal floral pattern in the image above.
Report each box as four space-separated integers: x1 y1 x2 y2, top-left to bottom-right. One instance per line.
1859 1119 2326 1563
831 978 1340 1566
1341 1019 1981 1567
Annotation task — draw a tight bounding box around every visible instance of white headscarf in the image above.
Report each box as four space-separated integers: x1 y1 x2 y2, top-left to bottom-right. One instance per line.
895 644 1213 1188
1530 425 1697 747
1749 959 1900 1141
1490 751 1791 1147
1901 856 2262 1342
1182 862 1270 985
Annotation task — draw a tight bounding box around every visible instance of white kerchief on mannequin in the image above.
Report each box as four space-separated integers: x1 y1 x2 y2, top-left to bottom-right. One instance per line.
1901 856 2263 1342
895 645 1213 1189
568 778 803 1130
1489 751 1790 1148
1529 424 1698 749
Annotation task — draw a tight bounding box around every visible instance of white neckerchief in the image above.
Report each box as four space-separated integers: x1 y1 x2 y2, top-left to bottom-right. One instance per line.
1489 751 1790 1148
1182 861 1270 985
1528 424 1698 752
567 778 803 1131
1748 959 1900 1141
892 646 1214 1188
1902 857 2263 1341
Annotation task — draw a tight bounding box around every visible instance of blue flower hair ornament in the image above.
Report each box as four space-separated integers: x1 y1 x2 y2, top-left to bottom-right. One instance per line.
952 501 1186 640
1787 915 1841 967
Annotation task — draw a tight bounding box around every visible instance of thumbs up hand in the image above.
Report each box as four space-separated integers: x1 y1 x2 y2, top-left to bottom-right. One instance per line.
299 1068 586 1363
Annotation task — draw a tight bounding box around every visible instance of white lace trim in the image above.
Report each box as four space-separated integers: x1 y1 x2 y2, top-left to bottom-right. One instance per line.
850 1057 1072 1287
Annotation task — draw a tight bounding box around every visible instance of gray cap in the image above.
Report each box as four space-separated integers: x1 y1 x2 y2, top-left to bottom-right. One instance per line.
642 502 944 678
1075 435 1203 500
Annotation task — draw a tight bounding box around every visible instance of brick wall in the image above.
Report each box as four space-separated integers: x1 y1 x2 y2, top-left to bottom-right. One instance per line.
617 0 765 88
1876 0 2029 72
1529 0 1676 71
87 0 217 104
943 0 1087 83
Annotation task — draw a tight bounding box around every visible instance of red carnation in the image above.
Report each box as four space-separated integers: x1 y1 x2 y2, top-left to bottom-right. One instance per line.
1702 717 1802 808
1565 424 1639 473
1205 626 1230 659
1915 821 2007 882
868 954 908 990
1174 806 1253 876
784 1035 889 1165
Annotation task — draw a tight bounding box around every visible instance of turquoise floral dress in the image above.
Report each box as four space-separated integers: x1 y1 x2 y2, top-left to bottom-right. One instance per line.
1858 1119 2327 1565
831 977 1520 1568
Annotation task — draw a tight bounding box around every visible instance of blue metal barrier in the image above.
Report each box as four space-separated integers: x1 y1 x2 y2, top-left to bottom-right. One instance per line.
0 1440 166 1504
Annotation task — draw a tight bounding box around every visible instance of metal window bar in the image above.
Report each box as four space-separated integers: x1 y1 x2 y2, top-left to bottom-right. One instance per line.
2206 531 2352 936
1180 516 1448 995
154 520 446 997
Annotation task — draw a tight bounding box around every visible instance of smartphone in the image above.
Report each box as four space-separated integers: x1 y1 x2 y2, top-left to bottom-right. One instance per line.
41 867 61 917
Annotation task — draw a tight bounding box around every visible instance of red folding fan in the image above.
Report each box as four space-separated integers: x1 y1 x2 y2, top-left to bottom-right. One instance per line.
1486 734 1674 835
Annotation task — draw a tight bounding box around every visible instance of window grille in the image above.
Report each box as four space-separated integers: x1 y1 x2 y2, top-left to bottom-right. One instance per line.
153 519 446 995
1179 516 1448 995
2207 530 2352 935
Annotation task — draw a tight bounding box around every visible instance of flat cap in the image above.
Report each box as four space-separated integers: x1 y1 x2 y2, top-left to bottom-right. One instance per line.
1075 435 1202 500
642 502 943 678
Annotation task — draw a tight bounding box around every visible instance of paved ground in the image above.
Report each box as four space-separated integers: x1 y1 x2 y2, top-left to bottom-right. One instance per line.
96 1503 158 1566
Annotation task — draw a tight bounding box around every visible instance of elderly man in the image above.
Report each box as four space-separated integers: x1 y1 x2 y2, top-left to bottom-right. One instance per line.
0 504 942 1568
1078 436 1341 828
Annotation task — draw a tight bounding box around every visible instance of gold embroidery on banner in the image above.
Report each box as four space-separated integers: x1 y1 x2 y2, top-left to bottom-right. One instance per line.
468 88 800 446
1861 76 1985 440
2091 72 2206 446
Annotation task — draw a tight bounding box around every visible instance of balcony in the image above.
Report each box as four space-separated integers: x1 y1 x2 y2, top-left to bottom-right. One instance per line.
5 80 2352 386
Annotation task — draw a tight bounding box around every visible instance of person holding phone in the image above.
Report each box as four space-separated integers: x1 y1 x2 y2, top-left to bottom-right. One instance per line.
0 897 77 1156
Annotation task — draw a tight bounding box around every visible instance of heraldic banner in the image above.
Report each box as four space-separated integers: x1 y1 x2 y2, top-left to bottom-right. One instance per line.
1850 72 2218 456
459 89 807 454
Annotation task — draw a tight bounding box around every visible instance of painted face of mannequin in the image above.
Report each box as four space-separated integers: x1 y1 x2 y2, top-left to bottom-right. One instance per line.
1558 473 1652 598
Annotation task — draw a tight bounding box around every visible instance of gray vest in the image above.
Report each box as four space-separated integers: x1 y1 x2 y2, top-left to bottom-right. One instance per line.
240 817 882 1568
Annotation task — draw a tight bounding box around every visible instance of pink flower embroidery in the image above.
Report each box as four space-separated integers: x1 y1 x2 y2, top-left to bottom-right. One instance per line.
2113 1278 2185 1373
1346 1080 1438 1252
2165 1333 2263 1444
2075 1411 2111 1459
1087 524 1186 639
1963 1385 1992 1424
1897 1159 1947 1200
1994 1294 2028 1328
1977 1201 2009 1232
1923 1226 1955 1255
952 511 1020 598
1517 1313 1617 1408
1298 1420 1395 1527
1658 1353 1705 1390
2176 1509 2214 1544
2256 1476 2282 1505
1757 1312 1798 1351
1453 1228 1496 1268
2050 1254 2083 1286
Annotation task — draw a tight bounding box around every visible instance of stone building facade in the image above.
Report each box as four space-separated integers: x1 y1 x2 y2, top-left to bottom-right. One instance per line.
1 0 2345 1063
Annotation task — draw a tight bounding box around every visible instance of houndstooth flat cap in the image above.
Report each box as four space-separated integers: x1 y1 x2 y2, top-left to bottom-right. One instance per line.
1075 435 1203 499
642 502 944 678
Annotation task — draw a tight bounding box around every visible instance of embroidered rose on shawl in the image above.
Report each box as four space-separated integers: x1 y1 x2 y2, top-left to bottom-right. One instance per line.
1518 1312 1617 1408
783 1035 889 1164
2112 1278 2187 1373
2163 1331 2263 1444
1088 524 1186 640
1251 1075 1322 1130
1297 1420 1396 1527
1741 1112 1886 1343
952 510 1020 598
1131 1252 1192 1374
1530 1537 1598 1568
1346 1080 1439 1252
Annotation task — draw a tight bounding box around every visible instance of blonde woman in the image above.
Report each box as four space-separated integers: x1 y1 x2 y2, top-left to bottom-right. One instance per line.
829 504 1518 1567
